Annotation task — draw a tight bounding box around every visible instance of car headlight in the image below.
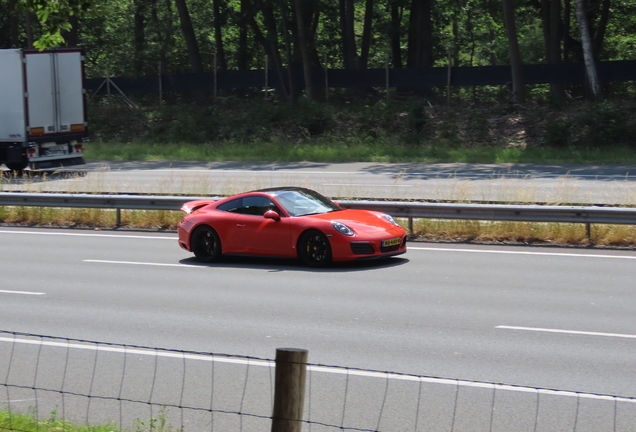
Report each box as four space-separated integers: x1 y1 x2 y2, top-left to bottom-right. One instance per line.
382 214 400 226
332 221 354 236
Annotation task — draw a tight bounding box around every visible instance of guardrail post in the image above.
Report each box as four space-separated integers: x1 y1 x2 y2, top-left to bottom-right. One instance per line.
271 348 308 432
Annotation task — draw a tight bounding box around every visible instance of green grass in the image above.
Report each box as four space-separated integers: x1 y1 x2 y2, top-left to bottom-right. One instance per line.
0 408 178 432
0 410 116 432
84 140 636 164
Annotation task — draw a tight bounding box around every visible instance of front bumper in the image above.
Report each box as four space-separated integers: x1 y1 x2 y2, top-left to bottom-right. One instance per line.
353 248 407 261
330 235 407 262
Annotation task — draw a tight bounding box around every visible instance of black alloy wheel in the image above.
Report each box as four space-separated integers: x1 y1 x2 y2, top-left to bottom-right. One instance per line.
191 225 222 263
298 230 332 267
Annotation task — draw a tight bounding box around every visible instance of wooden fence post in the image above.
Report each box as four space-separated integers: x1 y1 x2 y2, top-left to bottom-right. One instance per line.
271 348 308 432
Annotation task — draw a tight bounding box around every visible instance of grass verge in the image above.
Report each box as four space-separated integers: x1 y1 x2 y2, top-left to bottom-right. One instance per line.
0 410 117 432
412 219 636 248
0 409 178 432
84 140 636 164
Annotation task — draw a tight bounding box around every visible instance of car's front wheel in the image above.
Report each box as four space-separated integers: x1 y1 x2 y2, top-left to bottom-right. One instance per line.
298 229 332 267
191 225 222 263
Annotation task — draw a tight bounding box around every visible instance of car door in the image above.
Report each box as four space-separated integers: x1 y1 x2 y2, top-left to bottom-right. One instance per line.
233 196 293 256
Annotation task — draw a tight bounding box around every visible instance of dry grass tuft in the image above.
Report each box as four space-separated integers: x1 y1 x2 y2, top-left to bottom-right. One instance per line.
412 218 636 247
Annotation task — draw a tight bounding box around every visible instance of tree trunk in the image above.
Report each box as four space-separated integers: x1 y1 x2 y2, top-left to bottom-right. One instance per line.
249 0 292 101
502 0 525 103
237 0 250 70
563 0 571 62
212 0 227 71
279 0 298 102
389 1 402 68
150 0 169 74
360 0 374 69
8 0 19 47
133 0 146 74
549 0 565 102
174 0 204 73
293 0 315 100
339 0 357 68
25 11 35 48
64 15 79 47
593 0 611 57
574 0 602 100
407 0 433 68
307 2 322 67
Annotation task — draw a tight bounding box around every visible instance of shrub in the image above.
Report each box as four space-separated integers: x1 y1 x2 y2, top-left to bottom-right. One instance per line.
574 101 631 147
543 117 571 148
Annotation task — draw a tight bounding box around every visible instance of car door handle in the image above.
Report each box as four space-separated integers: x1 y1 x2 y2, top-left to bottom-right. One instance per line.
236 224 247 228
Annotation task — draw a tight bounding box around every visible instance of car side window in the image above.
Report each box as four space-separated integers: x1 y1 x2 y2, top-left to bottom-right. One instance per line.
217 196 282 216
217 198 242 213
241 196 282 216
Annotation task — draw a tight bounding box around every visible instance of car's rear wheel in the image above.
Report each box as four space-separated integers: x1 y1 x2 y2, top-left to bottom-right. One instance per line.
191 225 222 263
298 229 331 267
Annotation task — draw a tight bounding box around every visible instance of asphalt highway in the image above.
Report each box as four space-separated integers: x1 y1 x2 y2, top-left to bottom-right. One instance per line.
1 227 635 431
3 160 636 204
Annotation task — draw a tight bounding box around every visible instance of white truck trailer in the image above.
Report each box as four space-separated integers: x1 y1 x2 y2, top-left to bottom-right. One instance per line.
0 48 87 171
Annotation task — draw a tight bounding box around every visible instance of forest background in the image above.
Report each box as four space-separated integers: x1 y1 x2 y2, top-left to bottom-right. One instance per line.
1 0 636 163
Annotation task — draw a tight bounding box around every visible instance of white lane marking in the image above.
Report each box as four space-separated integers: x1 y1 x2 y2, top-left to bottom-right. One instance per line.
150 169 357 174
0 336 633 403
84 259 204 268
0 289 46 296
408 246 636 260
0 230 175 240
322 183 413 187
497 325 636 340
0 336 271 367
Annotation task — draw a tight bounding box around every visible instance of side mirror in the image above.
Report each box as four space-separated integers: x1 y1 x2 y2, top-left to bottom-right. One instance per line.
264 210 281 221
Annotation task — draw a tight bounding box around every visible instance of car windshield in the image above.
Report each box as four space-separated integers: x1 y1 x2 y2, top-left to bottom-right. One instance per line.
270 189 341 217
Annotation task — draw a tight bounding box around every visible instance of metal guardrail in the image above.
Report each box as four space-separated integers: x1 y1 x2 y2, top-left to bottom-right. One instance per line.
0 192 203 211
1 192 636 235
341 199 636 234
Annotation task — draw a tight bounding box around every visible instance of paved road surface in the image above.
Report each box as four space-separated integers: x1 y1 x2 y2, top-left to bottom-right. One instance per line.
3 161 636 204
1 227 635 430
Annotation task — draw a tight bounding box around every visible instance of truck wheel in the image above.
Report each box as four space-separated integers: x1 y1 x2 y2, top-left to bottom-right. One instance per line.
5 160 28 172
4 146 29 172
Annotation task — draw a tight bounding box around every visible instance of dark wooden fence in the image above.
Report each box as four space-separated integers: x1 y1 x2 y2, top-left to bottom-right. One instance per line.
86 60 636 95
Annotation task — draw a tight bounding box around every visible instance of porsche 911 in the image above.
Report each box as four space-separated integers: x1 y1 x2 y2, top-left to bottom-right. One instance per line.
177 187 407 267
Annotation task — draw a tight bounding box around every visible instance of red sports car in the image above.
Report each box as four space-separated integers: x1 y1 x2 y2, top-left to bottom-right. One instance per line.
177 187 407 267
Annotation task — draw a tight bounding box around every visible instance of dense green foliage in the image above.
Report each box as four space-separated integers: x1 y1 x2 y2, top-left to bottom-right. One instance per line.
2 0 635 79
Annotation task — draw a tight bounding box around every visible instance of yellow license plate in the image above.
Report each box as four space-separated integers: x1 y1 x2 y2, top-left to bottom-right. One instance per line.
382 237 401 247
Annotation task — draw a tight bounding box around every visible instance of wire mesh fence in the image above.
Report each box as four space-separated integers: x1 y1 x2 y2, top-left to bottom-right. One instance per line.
1 330 635 432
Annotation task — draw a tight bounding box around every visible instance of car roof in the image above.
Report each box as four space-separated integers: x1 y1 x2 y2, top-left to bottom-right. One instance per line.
249 187 314 194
